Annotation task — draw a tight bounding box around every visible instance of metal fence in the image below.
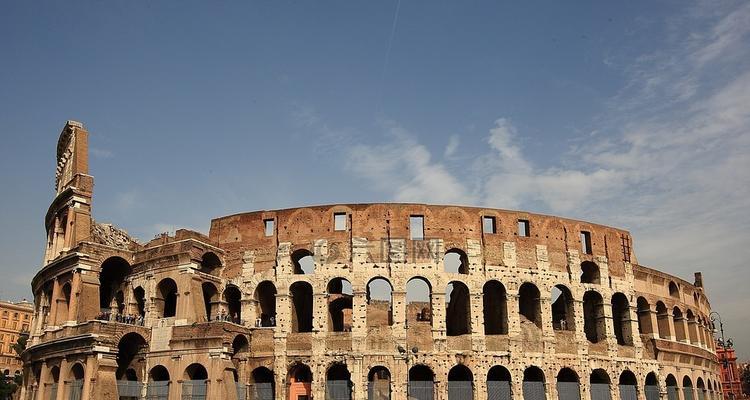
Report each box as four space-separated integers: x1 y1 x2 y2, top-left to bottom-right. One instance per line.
667 387 679 400
590 384 612 400
248 382 274 400
487 381 511 400
47 383 57 400
557 382 581 400
408 381 434 400
645 385 660 400
67 380 84 400
619 385 637 400
447 381 473 400
698 390 706 400
118 381 143 400
181 380 208 400
523 382 547 400
145 381 170 400
683 388 694 400
368 381 391 400
326 380 352 400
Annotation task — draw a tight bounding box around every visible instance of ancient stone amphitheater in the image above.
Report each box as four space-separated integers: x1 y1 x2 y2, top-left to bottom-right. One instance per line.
23 121 721 400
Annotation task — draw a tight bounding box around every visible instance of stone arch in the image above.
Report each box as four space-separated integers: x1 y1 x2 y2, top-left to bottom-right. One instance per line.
673 307 686 342
444 248 469 274
686 309 698 344
326 363 352 400
368 366 391 400
683 376 694 400
116 332 148 380
552 284 575 331
519 282 542 329
327 278 353 332
287 363 313 400
523 366 546 400
250 367 274 399
99 256 131 312
155 278 178 318
583 291 606 343
590 369 612 400
149 365 170 381
484 280 508 335
446 281 471 336
557 368 581 400
223 284 242 323
612 292 633 345
290 281 313 332
201 282 219 321
291 249 315 275
56 281 72 324
184 364 208 380
656 301 670 339
669 281 680 298
367 277 393 327
199 251 222 276
406 277 432 325
254 281 276 327
665 375 679 400
619 370 638 400
132 286 146 318
645 372 660 400
488 365 512 400
408 364 435 399
448 365 474 399
696 378 706 400
637 297 653 335
581 261 600 284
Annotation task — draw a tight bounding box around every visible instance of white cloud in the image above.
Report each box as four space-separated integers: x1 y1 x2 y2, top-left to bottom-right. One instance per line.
90 147 114 159
444 135 460 158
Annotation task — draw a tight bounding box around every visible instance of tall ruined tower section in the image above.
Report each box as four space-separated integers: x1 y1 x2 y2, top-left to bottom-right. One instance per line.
43 121 93 264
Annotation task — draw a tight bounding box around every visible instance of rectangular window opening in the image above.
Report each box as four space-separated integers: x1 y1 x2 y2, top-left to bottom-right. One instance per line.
517 219 530 237
333 212 347 231
482 216 496 234
263 219 274 237
581 231 592 254
410 215 424 240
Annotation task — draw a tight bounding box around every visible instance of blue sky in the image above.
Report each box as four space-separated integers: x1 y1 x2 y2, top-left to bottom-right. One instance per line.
1 1 749 357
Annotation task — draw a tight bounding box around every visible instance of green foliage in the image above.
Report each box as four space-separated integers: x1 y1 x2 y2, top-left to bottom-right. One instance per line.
0 371 18 399
741 364 750 396
12 333 27 356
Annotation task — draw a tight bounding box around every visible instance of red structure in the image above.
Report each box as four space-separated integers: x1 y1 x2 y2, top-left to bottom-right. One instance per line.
716 340 743 400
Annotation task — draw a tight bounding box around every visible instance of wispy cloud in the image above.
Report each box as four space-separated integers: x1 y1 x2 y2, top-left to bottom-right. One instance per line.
90 147 114 159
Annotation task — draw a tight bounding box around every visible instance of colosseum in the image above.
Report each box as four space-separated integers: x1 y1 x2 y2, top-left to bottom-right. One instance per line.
21 121 722 400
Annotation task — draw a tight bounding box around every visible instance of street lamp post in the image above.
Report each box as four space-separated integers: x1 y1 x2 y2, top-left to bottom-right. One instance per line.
710 312 734 400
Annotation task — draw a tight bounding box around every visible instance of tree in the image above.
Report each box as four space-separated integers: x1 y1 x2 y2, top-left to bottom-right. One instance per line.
741 364 750 396
0 371 17 400
12 333 27 356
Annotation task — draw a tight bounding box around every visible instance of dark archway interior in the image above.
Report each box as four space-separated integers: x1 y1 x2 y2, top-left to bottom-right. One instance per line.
157 279 178 318
116 333 147 380
185 364 208 380
590 369 611 384
620 371 637 385
488 366 511 382
519 283 542 328
444 249 469 274
328 278 353 332
133 287 146 317
448 365 473 381
483 280 508 335
409 365 434 382
200 252 222 275
552 285 575 331
580 261 600 284
612 293 632 345
252 367 274 383
292 249 315 275
290 364 312 383
446 281 471 336
327 364 351 381
202 282 219 320
99 257 130 310
557 368 579 383
255 281 277 327
290 282 313 332
149 366 170 382
523 367 544 382
583 291 606 343
224 285 242 322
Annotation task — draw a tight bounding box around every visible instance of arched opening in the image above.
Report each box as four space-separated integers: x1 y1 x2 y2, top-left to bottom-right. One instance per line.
645 372 660 400
580 262 600 284
612 293 633 345
133 286 146 318
583 291 606 343
619 370 638 400
56 282 72 324
327 278 353 332
99 257 131 315
686 310 698 344
254 281 277 327
552 285 575 331
290 281 313 333
444 249 469 274
201 282 219 321
590 369 611 400
183 364 208 400
250 367 274 400
447 365 473 400
49 366 60 398
68 363 85 400
669 282 679 298
666 375 679 400
116 333 147 399
326 363 352 400
368 366 391 400
156 278 178 318
696 378 706 400
637 297 653 335
557 368 581 400
199 252 222 275
446 281 471 336
231 334 249 356
287 364 312 400
487 366 512 400
408 365 435 400
519 283 542 329
483 280 508 335
656 302 670 339
406 277 432 325
523 367 546 400
683 376 694 400
366 278 393 327
147 365 170 400
673 307 686 342
224 285 242 324
291 249 315 275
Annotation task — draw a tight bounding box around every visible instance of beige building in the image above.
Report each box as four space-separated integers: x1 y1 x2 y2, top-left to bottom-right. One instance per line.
0 300 33 376
21 121 722 400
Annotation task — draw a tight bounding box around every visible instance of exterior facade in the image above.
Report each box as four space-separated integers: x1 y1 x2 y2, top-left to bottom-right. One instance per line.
22 121 722 400
716 343 742 400
0 300 33 376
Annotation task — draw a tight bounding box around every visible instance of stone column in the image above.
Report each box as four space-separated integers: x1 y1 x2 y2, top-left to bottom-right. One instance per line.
67 271 81 323
54 359 68 400
34 362 50 400
507 293 521 337
391 290 407 340
80 356 96 400
48 279 61 327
